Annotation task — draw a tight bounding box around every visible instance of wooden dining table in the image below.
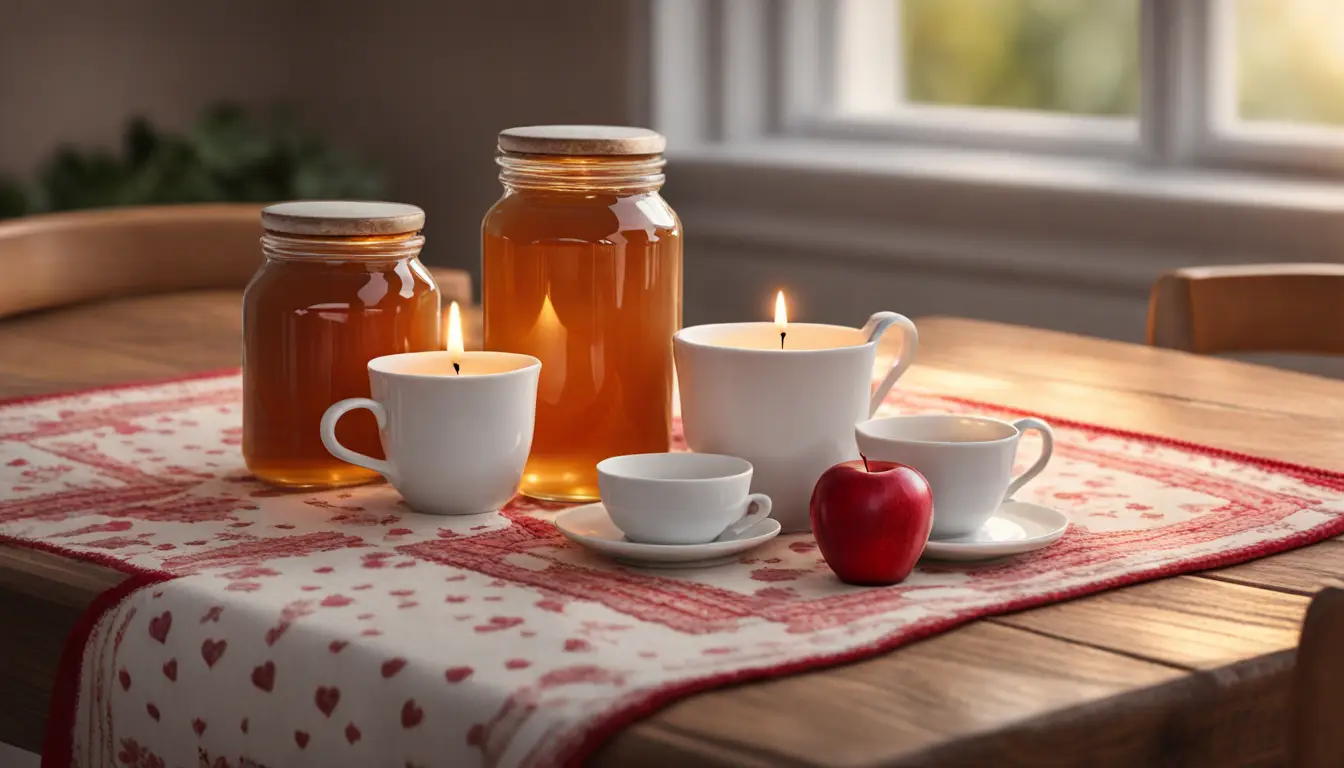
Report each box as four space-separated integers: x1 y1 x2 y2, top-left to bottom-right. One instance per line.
2 289 1343 766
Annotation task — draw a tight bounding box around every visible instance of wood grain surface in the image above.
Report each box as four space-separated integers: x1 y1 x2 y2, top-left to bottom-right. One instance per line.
1 303 1341 766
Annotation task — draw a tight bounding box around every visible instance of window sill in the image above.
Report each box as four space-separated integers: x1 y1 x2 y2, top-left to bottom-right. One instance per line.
667 138 1344 292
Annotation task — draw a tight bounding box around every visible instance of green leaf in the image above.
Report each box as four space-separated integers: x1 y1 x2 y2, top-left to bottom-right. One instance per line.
0 176 30 219
21 103 387 214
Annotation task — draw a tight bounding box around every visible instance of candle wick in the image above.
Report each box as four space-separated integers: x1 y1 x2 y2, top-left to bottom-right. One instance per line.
861 455 870 473
453 362 460 375
780 331 786 350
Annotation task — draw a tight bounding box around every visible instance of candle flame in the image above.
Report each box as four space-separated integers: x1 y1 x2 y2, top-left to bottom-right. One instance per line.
774 291 788 329
447 301 464 360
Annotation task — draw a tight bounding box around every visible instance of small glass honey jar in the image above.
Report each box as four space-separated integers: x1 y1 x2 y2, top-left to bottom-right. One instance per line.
482 126 683 502
243 201 441 488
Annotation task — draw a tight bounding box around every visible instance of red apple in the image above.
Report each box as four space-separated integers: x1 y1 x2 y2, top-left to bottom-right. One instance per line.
809 459 933 586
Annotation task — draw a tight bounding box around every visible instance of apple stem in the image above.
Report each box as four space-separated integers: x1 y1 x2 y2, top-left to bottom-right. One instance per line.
861 455 870 473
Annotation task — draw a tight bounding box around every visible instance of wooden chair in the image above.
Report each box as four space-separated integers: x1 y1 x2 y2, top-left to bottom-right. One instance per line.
0 204 472 320
1147 264 1344 354
1293 585 1344 767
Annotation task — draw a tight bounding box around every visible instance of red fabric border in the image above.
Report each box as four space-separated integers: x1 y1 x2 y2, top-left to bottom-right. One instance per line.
5 368 1344 767
38 569 171 768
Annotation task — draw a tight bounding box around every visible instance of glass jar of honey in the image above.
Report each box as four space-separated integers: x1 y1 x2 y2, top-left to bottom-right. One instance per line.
482 126 682 502
243 201 441 488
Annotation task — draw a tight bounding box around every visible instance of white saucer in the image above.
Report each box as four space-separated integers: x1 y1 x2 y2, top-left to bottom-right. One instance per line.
554 503 782 568
921 501 1069 562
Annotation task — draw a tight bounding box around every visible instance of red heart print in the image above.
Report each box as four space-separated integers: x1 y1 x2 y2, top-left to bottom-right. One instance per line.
398 602 419 609
314 566 334 574
401 699 424 729
390 589 415 597
474 616 523 633
200 639 227 668
146 703 160 721
192 718 207 736
148 612 172 643
535 599 564 613
444 666 473 683
345 722 362 744
361 628 382 637
265 621 290 646
352 583 373 591
564 638 591 652
240 718 249 733
388 528 412 536
200 606 224 623
251 661 275 692
381 658 407 678
321 594 354 608
788 541 817 553
162 659 178 682
315 686 341 717
118 668 131 691
444 596 467 603
295 730 310 749
505 659 531 670
329 640 348 654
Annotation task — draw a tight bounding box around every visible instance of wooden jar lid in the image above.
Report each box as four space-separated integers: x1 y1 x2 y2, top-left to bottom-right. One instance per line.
260 201 425 237
497 126 666 156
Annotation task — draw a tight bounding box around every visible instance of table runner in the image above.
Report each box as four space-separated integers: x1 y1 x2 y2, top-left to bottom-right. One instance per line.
2 371 1342 768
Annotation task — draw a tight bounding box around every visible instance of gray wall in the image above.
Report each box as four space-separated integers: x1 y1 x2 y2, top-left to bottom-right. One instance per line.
0 0 640 295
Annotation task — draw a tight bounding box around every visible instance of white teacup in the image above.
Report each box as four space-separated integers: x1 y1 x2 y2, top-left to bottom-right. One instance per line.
596 453 773 545
674 312 918 533
855 414 1054 539
320 351 541 515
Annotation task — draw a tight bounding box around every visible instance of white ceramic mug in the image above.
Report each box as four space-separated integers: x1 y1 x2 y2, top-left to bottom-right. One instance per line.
320 351 541 516
674 312 918 533
596 453 772 545
855 414 1054 538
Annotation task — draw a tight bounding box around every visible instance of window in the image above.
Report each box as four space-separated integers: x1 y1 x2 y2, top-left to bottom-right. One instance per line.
652 0 1344 175
1236 0 1344 128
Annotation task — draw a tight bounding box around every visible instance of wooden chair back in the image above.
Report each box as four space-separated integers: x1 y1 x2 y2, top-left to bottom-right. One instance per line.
0 204 471 320
1293 584 1344 767
1147 264 1344 355
0 204 265 320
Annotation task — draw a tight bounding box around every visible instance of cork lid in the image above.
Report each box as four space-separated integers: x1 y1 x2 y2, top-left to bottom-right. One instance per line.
260 201 425 237
497 126 666 156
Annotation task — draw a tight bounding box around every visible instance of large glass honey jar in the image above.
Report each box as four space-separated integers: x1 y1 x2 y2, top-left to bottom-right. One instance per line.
482 127 683 501
243 201 440 488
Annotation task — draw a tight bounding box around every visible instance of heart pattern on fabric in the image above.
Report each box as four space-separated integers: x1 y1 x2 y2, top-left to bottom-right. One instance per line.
5 373 1344 768
250 661 275 692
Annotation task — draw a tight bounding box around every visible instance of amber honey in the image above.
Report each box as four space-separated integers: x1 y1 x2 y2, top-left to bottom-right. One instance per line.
243 204 440 488
483 130 682 501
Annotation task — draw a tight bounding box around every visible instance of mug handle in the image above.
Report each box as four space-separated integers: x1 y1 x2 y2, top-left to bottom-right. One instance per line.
725 494 773 537
863 312 920 417
320 398 397 483
1004 417 1054 501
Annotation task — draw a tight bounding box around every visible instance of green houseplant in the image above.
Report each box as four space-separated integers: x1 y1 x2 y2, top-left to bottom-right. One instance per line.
0 104 385 219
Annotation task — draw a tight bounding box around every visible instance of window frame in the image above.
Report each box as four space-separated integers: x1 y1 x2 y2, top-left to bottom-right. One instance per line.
650 0 1344 177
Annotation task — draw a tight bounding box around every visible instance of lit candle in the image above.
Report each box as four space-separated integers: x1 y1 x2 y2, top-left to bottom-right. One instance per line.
775 290 788 349
448 301 464 374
